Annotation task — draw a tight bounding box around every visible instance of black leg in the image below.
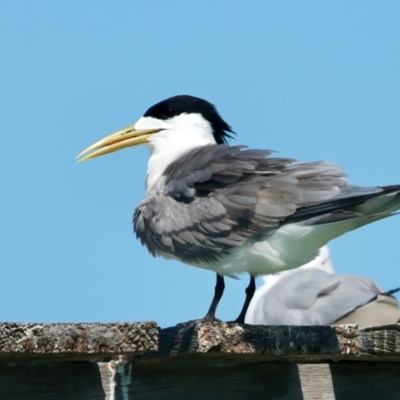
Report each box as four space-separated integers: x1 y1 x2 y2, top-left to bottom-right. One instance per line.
235 275 256 324
204 273 225 321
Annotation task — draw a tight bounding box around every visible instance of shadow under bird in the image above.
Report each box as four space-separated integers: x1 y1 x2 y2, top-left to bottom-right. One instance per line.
77 95 400 323
245 246 400 327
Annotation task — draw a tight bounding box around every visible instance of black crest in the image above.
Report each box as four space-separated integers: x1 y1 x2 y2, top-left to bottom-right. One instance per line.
143 95 235 145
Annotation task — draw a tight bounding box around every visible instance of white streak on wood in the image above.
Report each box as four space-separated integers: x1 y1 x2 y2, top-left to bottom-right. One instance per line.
116 359 132 400
98 361 117 400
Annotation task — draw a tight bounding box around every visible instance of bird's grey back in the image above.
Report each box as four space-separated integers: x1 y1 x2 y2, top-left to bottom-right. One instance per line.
134 144 352 263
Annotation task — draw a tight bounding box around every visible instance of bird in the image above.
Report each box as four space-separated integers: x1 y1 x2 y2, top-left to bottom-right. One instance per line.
77 94 400 323
245 246 400 327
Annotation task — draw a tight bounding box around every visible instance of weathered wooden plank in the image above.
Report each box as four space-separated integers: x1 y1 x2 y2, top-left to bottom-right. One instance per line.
0 362 106 400
298 364 335 400
0 322 158 361
1 358 398 400
1 358 400 400
97 358 400 400
117 358 304 400
329 362 400 400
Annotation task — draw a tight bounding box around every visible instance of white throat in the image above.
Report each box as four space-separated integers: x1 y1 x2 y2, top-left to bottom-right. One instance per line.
135 114 217 194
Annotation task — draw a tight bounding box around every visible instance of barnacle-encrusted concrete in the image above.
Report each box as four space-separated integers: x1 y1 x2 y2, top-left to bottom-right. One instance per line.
158 321 400 360
0 322 157 361
1 321 400 361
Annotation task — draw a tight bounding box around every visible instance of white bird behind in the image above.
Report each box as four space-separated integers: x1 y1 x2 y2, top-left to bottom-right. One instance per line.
245 246 400 327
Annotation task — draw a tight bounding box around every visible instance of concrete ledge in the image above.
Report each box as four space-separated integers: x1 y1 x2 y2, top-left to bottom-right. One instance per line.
0 322 158 361
158 321 400 361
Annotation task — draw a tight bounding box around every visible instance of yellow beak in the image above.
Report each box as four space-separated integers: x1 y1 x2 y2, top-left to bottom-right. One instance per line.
76 123 161 162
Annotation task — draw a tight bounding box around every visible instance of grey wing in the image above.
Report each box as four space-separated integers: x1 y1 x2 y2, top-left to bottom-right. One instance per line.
300 273 383 325
134 144 392 263
245 269 382 325
334 293 400 328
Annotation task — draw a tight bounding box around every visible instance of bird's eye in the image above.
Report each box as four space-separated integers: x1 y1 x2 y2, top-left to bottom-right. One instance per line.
161 107 176 119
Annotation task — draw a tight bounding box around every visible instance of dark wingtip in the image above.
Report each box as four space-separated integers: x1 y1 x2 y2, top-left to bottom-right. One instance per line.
385 287 400 295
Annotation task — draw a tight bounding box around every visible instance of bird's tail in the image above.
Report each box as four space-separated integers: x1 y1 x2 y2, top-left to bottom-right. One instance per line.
385 287 400 296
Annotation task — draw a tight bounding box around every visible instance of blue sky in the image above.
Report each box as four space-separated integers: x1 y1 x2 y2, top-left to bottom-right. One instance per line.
1 1 400 328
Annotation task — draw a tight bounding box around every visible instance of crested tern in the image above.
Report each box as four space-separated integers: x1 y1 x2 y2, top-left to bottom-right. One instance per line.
245 246 400 327
77 95 400 323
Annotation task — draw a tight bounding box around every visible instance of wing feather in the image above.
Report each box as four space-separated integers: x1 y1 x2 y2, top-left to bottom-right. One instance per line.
133 144 395 263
